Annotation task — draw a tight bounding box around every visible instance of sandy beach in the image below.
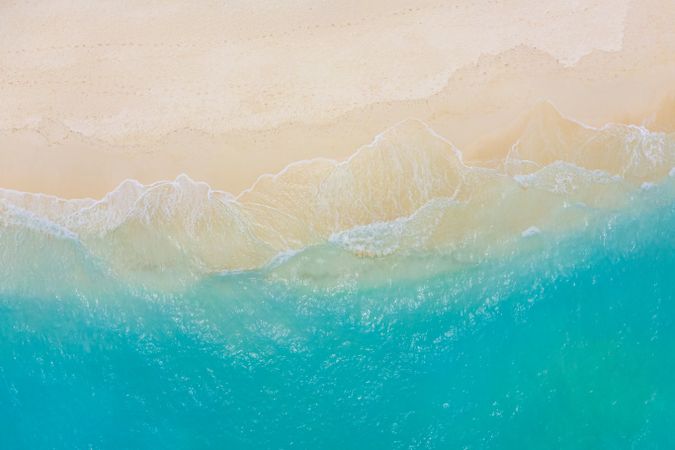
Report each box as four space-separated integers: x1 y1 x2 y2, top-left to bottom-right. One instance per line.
1 0 674 198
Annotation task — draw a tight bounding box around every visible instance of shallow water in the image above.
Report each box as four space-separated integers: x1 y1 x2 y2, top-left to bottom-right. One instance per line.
1 193 673 449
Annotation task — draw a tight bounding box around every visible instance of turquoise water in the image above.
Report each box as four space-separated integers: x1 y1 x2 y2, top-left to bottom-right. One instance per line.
1 193 674 449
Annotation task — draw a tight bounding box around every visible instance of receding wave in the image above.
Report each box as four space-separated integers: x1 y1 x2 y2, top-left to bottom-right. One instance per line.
1 101 674 293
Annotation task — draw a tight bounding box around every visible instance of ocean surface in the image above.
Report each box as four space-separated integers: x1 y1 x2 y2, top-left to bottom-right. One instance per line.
1 105 675 448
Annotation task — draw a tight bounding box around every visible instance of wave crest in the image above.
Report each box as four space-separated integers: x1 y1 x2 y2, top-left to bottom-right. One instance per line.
1 103 674 289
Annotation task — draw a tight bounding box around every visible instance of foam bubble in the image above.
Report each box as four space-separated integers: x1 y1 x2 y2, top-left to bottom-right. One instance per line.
521 226 541 238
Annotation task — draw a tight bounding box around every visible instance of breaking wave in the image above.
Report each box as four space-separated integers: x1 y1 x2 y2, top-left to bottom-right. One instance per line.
1 101 674 294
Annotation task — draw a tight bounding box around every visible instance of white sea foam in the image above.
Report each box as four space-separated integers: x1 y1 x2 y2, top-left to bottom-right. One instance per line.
1 102 674 279
521 226 541 238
